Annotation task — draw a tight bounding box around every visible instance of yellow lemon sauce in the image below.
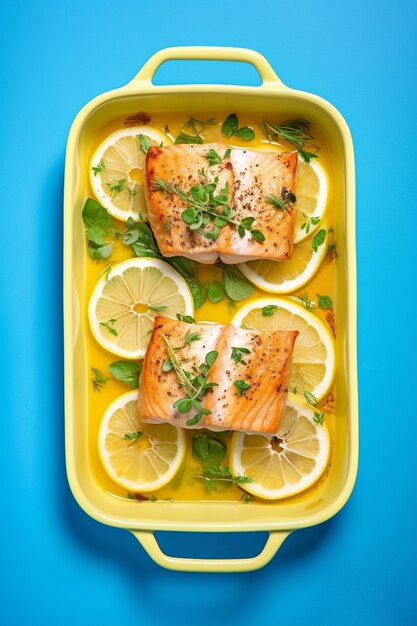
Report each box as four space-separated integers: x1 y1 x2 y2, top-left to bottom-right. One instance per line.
85 113 336 503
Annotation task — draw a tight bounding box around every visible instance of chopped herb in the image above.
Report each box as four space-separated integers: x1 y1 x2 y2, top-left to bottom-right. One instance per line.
148 304 167 313
223 148 231 158
312 228 326 252
304 390 318 407
231 346 251 366
91 367 110 391
301 215 320 234
176 313 196 323
107 178 136 199
261 304 278 317
317 294 333 309
183 117 216 135
233 379 251 396
296 293 315 311
137 133 152 154
240 492 254 503
109 361 141 388
261 119 318 162
124 431 142 442
185 331 201 345
197 464 252 490
205 148 223 166
313 411 325 426
208 281 225 303
175 131 204 145
92 159 105 176
164 217 171 233
192 433 226 463
221 114 254 141
100 318 118 336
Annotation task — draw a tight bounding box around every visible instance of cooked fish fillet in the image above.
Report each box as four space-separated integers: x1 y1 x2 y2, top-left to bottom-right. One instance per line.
145 143 234 264
145 143 297 264
139 316 298 434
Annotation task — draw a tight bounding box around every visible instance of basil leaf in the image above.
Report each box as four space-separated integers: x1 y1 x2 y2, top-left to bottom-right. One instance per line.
221 265 253 301
234 127 255 141
109 361 141 388
317 294 333 309
138 134 152 154
192 433 226 463
82 198 115 245
312 229 326 252
208 281 225 303
88 242 113 260
222 114 239 138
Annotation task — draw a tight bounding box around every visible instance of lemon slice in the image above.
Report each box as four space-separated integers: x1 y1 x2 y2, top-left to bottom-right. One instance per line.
229 397 330 499
294 158 328 243
88 257 193 359
89 127 168 222
231 297 335 402
98 390 186 492
238 226 328 294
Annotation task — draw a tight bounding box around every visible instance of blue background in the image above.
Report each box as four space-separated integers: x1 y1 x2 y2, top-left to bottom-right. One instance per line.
1 0 416 624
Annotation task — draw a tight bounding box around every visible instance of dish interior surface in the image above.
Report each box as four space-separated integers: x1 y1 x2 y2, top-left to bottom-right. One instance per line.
66 88 355 530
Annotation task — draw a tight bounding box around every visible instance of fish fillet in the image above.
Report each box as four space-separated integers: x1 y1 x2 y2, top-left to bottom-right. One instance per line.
145 143 297 264
138 316 298 434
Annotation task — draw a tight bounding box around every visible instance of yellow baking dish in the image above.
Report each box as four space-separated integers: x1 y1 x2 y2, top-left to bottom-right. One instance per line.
64 46 358 572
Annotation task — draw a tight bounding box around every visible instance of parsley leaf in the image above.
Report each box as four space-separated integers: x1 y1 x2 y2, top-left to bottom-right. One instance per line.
312 228 326 252
231 346 251 366
261 304 278 317
317 294 333 309
205 148 223 166
124 431 142 442
233 379 251 396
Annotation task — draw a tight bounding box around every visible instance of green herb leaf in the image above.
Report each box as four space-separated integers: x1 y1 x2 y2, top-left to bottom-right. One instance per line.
100 319 118 336
87 242 113 260
234 127 255 140
304 390 318 407
91 367 110 391
231 346 251 366
312 228 326 252
192 433 226 463
251 229 265 243
82 198 115 246
137 133 152 154
124 431 142 442
92 159 105 176
220 264 253 301
261 304 278 317
162 360 173 372
175 131 204 145
317 294 333 309
126 221 161 258
222 114 239 138
148 305 167 313
176 313 196 323
109 361 141 388
197 464 252 490
208 281 225 303
313 411 325 426
205 351 218 368
296 293 315 311
107 178 136 199
173 397 193 413
205 148 223 166
233 379 251 396
223 148 231 158
262 119 318 161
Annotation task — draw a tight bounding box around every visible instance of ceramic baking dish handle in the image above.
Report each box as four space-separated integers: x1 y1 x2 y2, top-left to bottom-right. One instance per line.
132 530 291 573
128 46 285 89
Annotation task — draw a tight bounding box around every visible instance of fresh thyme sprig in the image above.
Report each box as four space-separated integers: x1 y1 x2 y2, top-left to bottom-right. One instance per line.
153 177 264 242
161 334 218 426
301 214 320 234
196 465 252 490
261 119 318 162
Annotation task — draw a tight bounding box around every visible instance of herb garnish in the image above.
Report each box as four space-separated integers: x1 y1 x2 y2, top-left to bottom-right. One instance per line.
304 389 318 407
162 334 218 426
317 294 333 309
107 178 136 199
313 411 325 426
221 114 255 141
197 465 252 490
91 367 110 391
312 228 326 252
192 433 226 463
82 198 117 260
124 431 142 442
301 215 320 234
296 293 315 311
147 305 167 313
205 148 223 166
137 134 152 154
208 281 225 303
153 177 263 242
261 304 278 317
92 159 105 176
175 131 204 145
261 119 318 162
176 313 196 323
231 347 251 366
265 187 296 211
233 379 251 396
100 318 118 336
